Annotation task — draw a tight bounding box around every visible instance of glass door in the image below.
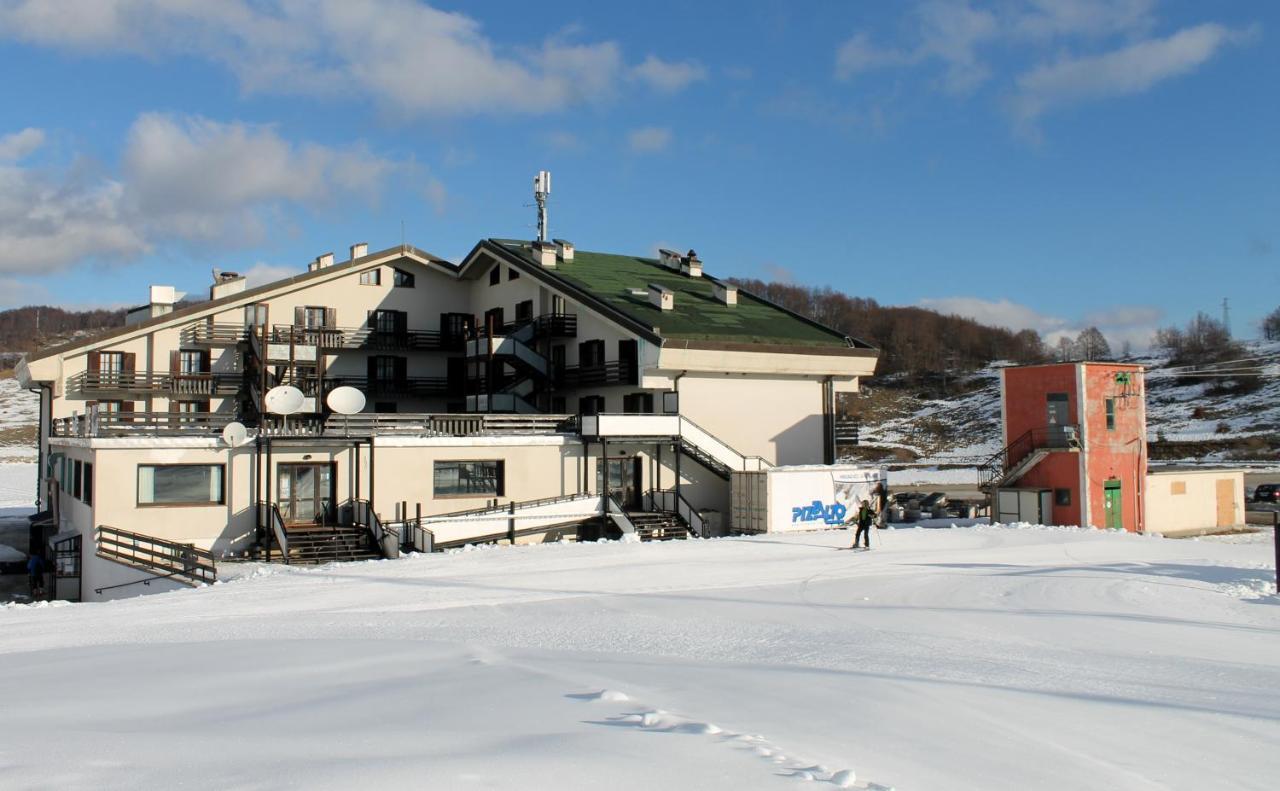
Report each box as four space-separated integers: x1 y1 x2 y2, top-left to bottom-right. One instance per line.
277 463 334 525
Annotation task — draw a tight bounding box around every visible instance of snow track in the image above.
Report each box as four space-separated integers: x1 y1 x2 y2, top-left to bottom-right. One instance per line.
0 525 1276 790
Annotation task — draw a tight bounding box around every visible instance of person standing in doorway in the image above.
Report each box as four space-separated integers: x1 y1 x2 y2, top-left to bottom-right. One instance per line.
27 553 45 599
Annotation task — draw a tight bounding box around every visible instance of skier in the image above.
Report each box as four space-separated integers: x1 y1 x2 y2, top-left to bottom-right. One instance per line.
852 500 874 549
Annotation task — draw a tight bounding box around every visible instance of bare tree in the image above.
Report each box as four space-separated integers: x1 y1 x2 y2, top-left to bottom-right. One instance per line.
1263 306 1280 341
1075 326 1112 361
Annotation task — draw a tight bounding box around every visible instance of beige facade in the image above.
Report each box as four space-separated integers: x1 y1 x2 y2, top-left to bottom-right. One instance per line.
1144 469 1246 536
24 238 878 601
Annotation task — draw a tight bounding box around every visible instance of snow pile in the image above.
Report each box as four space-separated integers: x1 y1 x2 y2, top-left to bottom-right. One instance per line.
1 524 1276 790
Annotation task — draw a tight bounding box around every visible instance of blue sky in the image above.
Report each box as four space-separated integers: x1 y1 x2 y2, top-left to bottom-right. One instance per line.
0 0 1275 348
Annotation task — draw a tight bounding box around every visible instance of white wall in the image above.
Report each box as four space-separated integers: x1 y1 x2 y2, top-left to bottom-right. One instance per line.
676 374 826 465
1145 471 1245 535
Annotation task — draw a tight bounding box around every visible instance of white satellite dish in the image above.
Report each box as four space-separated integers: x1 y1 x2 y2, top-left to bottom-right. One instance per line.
264 385 305 416
326 386 366 415
221 421 248 447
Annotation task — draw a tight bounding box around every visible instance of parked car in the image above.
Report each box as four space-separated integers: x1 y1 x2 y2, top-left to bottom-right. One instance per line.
1252 484 1280 503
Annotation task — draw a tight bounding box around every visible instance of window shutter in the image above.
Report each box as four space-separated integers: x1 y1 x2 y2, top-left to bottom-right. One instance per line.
122 353 136 372
394 357 407 385
294 306 305 326
87 351 101 373
367 355 378 384
324 308 337 328
170 350 180 373
394 311 407 336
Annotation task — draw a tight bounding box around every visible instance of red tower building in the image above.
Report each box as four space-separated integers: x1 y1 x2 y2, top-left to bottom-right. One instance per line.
989 362 1146 531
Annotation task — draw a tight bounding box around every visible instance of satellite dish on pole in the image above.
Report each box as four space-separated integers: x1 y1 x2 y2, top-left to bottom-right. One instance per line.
221 421 248 447
264 385 305 416
326 386 366 416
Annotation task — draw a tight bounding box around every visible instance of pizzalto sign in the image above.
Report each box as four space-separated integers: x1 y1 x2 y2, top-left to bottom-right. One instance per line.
765 466 885 534
791 500 848 525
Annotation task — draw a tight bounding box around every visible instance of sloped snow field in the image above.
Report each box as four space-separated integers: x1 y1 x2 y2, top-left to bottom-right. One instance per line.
1 525 1277 790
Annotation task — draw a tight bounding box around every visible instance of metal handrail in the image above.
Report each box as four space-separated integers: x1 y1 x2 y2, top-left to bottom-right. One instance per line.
256 501 289 562
606 496 637 535
95 525 217 585
979 424 1082 488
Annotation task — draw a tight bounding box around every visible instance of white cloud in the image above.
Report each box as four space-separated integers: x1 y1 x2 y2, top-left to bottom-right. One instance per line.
0 128 45 161
423 176 447 215
919 295 1163 350
242 263 299 288
1010 23 1250 128
0 0 646 117
0 114 401 273
627 126 672 154
833 1 1254 132
630 55 707 93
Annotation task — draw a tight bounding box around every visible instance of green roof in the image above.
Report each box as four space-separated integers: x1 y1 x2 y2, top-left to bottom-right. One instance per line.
491 240 870 350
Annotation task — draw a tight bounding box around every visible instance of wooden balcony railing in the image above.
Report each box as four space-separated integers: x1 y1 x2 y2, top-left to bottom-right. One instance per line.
53 410 237 437
270 324 457 351
69 371 242 397
181 322 250 346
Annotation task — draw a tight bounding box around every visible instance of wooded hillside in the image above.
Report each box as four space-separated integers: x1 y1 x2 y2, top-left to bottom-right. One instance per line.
730 279 1047 376
0 306 126 355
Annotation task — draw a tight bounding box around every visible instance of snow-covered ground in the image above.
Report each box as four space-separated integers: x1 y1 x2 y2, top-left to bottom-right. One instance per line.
0 461 36 513
0 377 38 462
1 525 1276 790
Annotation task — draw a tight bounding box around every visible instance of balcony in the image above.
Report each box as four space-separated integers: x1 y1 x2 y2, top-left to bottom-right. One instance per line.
270 324 457 352
324 376 453 399
556 360 638 388
69 371 241 398
53 410 576 439
52 410 237 437
180 322 250 347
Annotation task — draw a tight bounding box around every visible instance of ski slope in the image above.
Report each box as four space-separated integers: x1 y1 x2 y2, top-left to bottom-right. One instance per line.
1 525 1277 790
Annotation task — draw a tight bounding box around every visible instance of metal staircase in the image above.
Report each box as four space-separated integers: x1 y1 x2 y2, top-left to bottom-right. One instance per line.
979 425 1081 491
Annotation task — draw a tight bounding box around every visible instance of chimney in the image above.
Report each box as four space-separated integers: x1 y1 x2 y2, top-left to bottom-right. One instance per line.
712 281 737 306
658 249 683 270
648 283 674 311
350 242 368 261
210 269 247 301
316 252 335 269
534 240 557 268
681 249 702 278
127 284 186 325
553 238 574 261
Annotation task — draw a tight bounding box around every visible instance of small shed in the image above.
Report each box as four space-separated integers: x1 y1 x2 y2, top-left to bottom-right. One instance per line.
1144 467 1246 536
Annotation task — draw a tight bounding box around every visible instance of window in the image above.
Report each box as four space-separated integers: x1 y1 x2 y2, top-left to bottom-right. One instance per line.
302 307 328 329
489 266 501 286
359 269 382 286
1105 398 1116 430
99 351 124 375
179 350 204 374
579 395 606 416
551 396 567 414
370 309 405 336
434 460 504 497
551 294 565 315
623 392 654 413
138 464 225 506
515 299 534 324
393 268 414 287
1054 488 1072 506
73 460 83 500
98 400 124 414
507 268 520 281
83 462 93 505
244 304 268 329
579 339 605 368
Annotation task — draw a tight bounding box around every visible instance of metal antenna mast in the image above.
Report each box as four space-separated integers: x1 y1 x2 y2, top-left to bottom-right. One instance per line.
1221 297 1231 337
533 170 551 242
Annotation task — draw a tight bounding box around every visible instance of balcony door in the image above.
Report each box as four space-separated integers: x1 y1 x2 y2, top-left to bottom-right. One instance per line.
277 463 335 525
1046 393 1070 446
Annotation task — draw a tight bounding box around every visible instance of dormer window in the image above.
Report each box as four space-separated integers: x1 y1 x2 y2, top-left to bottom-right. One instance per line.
393 268 415 288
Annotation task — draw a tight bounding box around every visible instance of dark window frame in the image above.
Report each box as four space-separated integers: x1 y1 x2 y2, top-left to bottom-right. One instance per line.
1105 398 1116 430
433 460 505 498
1054 488 1072 506
489 266 501 286
393 268 415 288
137 464 226 507
83 462 94 506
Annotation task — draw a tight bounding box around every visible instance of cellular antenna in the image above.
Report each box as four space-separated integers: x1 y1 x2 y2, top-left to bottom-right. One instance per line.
533 170 551 242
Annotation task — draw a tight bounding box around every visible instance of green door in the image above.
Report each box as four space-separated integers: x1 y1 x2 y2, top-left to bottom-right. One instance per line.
1103 480 1123 530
